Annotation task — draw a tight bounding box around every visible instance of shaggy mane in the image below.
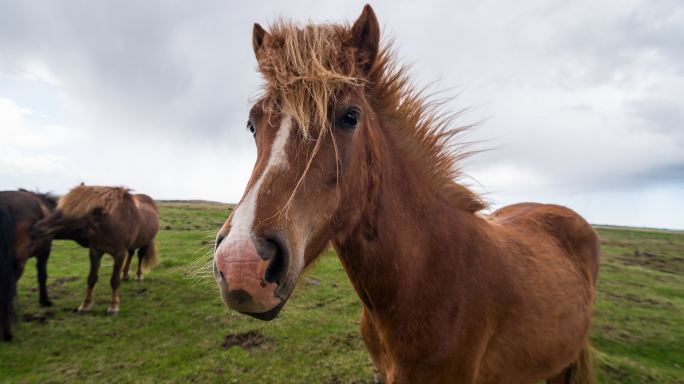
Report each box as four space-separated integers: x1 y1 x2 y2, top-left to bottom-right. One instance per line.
369 47 485 212
257 21 361 137
58 185 132 219
19 189 58 209
257 20 485 212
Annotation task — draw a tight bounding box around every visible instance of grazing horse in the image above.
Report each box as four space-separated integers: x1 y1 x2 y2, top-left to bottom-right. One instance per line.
213 5 601 383
122 194 160 282
33 185 159 315
0 190 57 341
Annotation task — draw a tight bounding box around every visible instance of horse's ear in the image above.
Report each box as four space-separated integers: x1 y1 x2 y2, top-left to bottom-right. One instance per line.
349 4 380 72
253 23 270 60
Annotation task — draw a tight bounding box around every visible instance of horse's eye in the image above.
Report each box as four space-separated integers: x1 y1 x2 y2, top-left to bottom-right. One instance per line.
247 121 256 136
337 107 360 129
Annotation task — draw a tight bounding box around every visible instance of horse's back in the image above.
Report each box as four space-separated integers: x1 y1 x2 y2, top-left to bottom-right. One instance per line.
490 202 599 284
479 203 600 383
0 191 45 222
133 194 158 211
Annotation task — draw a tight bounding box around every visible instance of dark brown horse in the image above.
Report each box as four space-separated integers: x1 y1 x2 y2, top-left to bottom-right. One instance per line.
0 190 57 341
212 5 600 384
33 185 159 315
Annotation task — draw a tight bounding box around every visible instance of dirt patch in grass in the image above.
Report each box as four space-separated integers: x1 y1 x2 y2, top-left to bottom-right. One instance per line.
329 332 362 348
221 330 269 350
22 311 55 324
330 375 376 384
600 290 673 309
617 250 684 275
49 276 80 288
594 323 636 342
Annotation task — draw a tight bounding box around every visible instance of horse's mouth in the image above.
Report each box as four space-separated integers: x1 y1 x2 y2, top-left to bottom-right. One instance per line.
213 230 295 320
219 282 293 321
240 300 287 321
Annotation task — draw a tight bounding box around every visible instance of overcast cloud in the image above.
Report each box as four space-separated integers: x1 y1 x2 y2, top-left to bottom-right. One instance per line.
1 0 682 229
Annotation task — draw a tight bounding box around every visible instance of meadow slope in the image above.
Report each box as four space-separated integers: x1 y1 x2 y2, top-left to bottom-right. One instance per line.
0 202 682 383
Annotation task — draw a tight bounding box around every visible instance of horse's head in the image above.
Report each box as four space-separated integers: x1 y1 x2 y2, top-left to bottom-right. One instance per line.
33 185 132 242
32 207 104 243
32 210 66 239
213 5 381 320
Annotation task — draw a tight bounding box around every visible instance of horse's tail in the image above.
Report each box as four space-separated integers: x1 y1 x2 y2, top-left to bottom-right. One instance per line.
0 205 17 341
567 342 595 384
140 240 159 272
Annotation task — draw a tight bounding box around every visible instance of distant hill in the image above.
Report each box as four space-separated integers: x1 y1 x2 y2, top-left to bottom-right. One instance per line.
156 199 233 207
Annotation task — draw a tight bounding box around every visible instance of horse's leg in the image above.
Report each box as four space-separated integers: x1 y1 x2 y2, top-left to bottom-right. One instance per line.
136 245 148 282
437 319 491 384
1 209 19 341
360 310 389 383
1 257 25 341
0 263 16 341
78 248 103 313
122 248 134 281
107 250 125 315
1 321 10 341
36 248 52 307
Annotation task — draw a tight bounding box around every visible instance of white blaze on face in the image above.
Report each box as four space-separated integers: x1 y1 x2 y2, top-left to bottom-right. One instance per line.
225 116 292 246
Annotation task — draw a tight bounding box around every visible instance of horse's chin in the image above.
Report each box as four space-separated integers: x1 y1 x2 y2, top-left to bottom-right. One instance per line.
223 277 296 321
240 300 287 321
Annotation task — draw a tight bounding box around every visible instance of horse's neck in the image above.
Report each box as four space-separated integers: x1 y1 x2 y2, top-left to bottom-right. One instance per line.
333 129 486 319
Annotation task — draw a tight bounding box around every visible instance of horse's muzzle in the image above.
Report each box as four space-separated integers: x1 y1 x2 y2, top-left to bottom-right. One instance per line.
30 225 49 240
213 236 286 319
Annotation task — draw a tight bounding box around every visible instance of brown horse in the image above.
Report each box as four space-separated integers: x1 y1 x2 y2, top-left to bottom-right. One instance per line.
122 194 160 282
0 190 58 341
33 185 159 315
213 5 600 383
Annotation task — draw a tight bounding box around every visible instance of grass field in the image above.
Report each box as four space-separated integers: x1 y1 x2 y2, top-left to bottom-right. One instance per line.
1 202 682 383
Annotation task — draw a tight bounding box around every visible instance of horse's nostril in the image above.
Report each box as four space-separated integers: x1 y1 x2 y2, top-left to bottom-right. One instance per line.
264 238 287 284
257 238 277 261
215 233 225 248
214 259 226 283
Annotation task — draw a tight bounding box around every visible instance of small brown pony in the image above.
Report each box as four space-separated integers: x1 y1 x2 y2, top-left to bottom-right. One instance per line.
33 185 159 314
213 5 600 384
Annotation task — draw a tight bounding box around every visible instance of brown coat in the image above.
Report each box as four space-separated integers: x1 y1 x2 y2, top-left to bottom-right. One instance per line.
214 5 600 383
33 185 159 314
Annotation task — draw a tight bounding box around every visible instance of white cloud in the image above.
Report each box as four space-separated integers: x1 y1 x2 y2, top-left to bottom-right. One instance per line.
0 148 77 177
0 98 76 148
0 1 682 227
471 164 548 191
19 61 63 86
0 97 79 178
0 97 31 126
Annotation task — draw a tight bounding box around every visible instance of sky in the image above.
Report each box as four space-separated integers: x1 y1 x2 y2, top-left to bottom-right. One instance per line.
1 0 682 229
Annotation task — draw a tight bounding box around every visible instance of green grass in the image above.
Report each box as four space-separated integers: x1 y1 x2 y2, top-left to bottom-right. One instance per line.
591 226 684 383
0 203 682 383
